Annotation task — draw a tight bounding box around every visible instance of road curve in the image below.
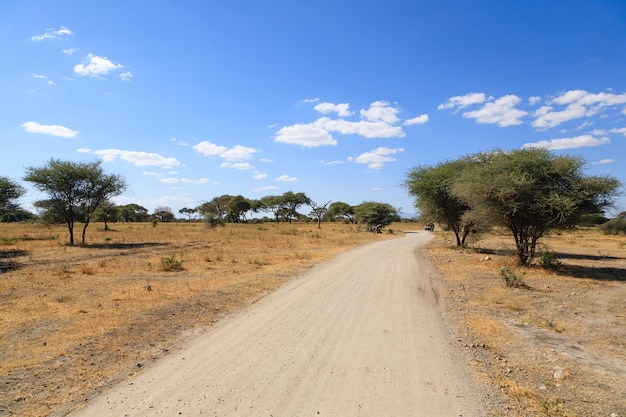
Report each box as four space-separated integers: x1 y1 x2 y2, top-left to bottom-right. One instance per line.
68 231 486 417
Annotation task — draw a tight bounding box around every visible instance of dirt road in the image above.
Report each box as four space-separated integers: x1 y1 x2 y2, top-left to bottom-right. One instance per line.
68 232 487 416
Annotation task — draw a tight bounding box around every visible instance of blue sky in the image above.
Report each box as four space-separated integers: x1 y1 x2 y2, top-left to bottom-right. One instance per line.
2 1 626 218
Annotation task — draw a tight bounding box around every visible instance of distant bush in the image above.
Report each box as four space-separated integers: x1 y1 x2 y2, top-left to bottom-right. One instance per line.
161 254 184 271
539 250 562 270
499 266 528 289
599 218 626 235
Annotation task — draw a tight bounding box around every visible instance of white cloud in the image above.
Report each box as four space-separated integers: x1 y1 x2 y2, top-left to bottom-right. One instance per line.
193 141 227 156
320 160 343 165
462 95 528 127
528 96 541 106
220 145 257 161
33 74 47 79
275 122 337 147
321 117 405 138
532 90 626 129
76 148 91 153
181 177 210 184
142 171 164 177
438 93 490 110
62 48 77 55
522 134 611 150
597 159 613 164
220 162 253 170
22 121 78 138
253 172 267 180
371 187 383 191
276 174 298 182
348 147 404 169
90 149 180 168
610 127 626 136
300 98 320 104
275 100 415 147
193 141 257 162
32 26 72 41
404 114 429 125
159 178 179 184
314 102 353 117
119 71 133 81
360 101 400 123
74 54 123 78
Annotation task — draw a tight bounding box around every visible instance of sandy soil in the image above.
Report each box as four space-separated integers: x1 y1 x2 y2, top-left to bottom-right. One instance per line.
64 232 492 417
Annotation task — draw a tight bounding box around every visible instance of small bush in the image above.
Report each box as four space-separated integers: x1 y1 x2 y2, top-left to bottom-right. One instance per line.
539 250 561 270
161 254 184 271
499 266 528 288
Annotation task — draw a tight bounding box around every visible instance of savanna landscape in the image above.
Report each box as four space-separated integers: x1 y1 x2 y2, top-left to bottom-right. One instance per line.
0 220 624 416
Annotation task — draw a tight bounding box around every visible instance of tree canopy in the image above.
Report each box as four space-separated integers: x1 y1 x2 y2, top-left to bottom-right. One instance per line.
405 148 622 265
404 159 474 246
24 159 126 245
0 176 26 221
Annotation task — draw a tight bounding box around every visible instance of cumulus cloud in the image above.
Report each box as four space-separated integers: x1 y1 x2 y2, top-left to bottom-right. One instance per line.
532 90 626 129
22 121 78 138
193 141 258 166
253 172 267 180
220 162 253 170
462 95 528 127
275 100 425 147
193 141 227 156
528 96 541 106
314 102 353 117
348 147 404 169
220 145 257 161
32 27 72 41
360 101 400 123
610 127 626 136
74 54 123 78
89 149 180 168
404 114 429 125
521 134 611 150
276 174 298 182
438 93 490 110
274 122 338 147
119 71 133 81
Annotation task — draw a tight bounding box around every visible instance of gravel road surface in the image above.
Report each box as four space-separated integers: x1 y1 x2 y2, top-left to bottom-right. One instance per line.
69 231 487 416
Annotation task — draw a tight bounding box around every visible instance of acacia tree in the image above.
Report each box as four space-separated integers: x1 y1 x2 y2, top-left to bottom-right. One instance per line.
0 177 25 221
404 159 474 246
94 200 120 230
325 201 355 223
454 148 621 265
281 191 310 223
178 207 198 221
119 203 150 222
227 195 252 223
24 159 126 245
353 202 399 231
309 200 331 229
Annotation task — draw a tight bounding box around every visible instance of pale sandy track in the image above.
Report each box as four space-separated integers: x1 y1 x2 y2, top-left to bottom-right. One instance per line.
68 231 487 417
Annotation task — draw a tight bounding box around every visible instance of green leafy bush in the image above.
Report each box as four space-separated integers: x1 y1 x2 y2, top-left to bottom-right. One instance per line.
161 254 184 271
499 266 528 288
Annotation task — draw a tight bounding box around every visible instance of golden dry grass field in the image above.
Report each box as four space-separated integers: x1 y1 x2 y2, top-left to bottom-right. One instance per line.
0 221 397 417
1 221 624 417
428 228 626 417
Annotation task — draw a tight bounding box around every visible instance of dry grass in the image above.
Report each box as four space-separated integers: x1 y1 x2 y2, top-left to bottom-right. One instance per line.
0 221 396 417
428 227 626 416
